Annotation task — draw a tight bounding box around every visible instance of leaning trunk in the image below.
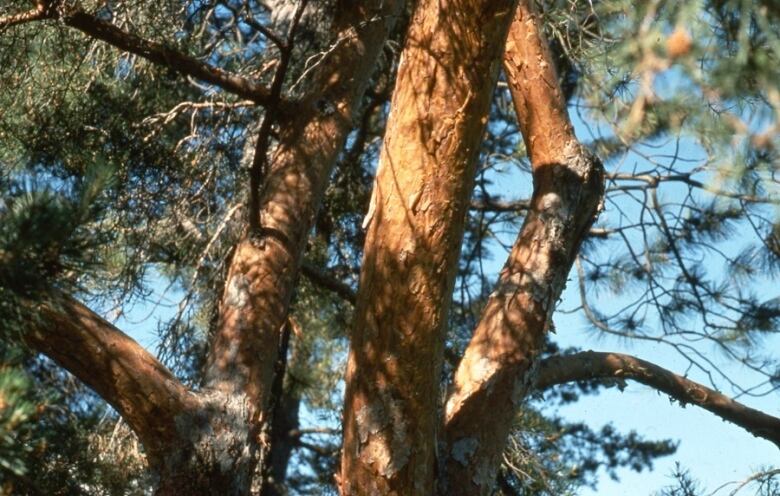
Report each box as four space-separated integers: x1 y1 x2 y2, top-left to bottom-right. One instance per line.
439 2 604 494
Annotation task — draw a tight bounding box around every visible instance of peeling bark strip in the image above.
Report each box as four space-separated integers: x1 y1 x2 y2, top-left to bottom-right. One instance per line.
535 351 780 449
341 1 519 494
203 0 402 476
23 294 196 465
440 2 605 494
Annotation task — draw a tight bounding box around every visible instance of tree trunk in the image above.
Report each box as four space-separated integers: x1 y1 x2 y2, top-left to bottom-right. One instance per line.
340 1 519 494
198 2 402 492
152 391 257 496
439 3 604 494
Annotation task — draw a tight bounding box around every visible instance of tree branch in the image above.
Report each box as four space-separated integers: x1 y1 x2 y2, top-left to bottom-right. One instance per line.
0 2 49 29
440 2 605 493
535 351 780 450
23 293 196 462
300 262 356 304
203 0 403 428
62 11 274 103
2 2 274 104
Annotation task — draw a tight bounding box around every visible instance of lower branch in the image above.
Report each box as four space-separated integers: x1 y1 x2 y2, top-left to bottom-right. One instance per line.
535 351 780 449
22 294 196 462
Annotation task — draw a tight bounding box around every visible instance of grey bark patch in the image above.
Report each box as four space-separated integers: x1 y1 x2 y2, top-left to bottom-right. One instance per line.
224 274 251 308
471 456 497 490
355 389 411 478
356 401 388 444
163 390 256 494
451 437 479 466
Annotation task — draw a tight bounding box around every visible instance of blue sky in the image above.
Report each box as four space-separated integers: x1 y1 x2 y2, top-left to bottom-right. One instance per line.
552 280 780 495
110 70 780 496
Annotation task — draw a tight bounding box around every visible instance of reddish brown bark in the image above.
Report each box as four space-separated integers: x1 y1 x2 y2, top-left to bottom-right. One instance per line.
536 351 780 449
204 0 402 446
23 294 195 464
0 2 49 29
340 1 519 494
440 2 604 494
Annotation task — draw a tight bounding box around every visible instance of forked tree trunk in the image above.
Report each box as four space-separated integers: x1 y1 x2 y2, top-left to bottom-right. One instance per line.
12 2 780 496
340 1 519 494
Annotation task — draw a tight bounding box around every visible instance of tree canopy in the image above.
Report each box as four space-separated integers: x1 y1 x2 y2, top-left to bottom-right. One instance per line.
0 0 778 495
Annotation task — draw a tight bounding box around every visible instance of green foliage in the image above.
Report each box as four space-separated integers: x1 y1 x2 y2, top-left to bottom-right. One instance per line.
0 342 149 495
0 0 777 494
498 407 677 495
0 360 37 479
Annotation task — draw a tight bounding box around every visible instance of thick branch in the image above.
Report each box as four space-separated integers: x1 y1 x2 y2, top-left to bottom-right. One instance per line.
535 351 780 449
23 294 196 462
440 2 604 494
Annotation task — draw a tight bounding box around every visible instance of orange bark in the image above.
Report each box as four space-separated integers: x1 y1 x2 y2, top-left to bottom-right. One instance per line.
340 1 519 494
204 0 402 444
24 295 195 464
440 2 604 493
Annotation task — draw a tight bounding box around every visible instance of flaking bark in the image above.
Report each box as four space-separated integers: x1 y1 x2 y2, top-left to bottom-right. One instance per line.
440 2 605 493
341 1 519 494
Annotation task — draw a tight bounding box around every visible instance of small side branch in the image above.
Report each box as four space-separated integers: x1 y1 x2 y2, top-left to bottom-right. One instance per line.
301 262 356 304
248 0 309 228
535 351 780 449
2 2 274 104
62 11 273 103
0 2 49 29
23 293 196 461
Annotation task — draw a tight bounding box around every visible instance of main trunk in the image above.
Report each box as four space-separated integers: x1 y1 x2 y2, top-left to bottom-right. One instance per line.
340 1 519 494
152 392 257 496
